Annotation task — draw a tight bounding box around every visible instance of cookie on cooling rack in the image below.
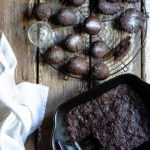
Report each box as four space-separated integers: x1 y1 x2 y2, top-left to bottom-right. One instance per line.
92 63 110 80
113 36 131 61
44 45 65 64
126 0 141 3
98 0 123 15
70 0 86 7
65 34 84 53
57 8 76 26
91 40 108 58
68 56 87 75
33 3 51 21
84 16 102 35
120 8 145 33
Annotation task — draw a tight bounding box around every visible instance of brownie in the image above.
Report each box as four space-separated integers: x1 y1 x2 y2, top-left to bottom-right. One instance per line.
65 84 150 150
113 36 131 61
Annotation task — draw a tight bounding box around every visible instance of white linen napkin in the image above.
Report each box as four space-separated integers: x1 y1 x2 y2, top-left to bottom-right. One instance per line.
0 30 49 150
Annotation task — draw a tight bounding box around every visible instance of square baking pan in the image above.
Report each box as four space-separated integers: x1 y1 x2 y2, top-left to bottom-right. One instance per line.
51 74 150 150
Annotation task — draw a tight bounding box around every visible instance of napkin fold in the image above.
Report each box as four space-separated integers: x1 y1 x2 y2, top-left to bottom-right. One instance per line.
0 30 49 150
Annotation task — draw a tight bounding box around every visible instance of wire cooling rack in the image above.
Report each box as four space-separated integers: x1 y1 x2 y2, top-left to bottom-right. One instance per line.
33 0 148 80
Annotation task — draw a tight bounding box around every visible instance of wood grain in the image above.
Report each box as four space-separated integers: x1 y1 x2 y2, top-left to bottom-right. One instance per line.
0 0 37 150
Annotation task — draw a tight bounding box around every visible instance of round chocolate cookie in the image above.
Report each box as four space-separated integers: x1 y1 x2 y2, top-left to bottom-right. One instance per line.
120 8 145 33
113 36 131 61
84 16 102 35
126 0 141 3
44 45 65 64
65 34 84 53
91 40 108 58
68 56 87 75
57 8 76 26
33 3 51 21
70 0 86 7
92 63 109 80
98 0 123 15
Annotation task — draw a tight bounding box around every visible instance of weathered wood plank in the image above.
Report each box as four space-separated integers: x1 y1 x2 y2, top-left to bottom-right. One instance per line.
142 0 150 83
37 0 89 149
0 0 37 149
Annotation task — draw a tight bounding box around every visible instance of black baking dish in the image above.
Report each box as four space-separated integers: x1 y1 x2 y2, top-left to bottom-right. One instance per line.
51 74 150 150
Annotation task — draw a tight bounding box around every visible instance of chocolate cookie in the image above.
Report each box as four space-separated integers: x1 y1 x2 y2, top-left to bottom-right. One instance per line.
68 56 87 75
126 0 141 3
65 34 84 53
33 3 51 21
113 36 131 61
84 16 102 35
91 40 108 58
98 0 123 15
44 45 65 64
92 63 109 80
70 0 86 7
58 8 76 26
120 8 145 33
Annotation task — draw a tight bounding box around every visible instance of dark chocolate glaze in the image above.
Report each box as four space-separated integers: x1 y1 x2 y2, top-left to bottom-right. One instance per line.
58 8 76 26
84 16 102 35
91 40 108 58
98 0 123 15
65 34 84 53
33 3 51 21
108 0 122 2
44 45 65 64
113 36 131 61
126 0 141 3
120 8 145 33
92 63 109 80
68 56 87 75
70 0 86 7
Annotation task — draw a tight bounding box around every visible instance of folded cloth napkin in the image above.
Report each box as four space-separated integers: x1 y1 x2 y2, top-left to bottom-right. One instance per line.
0 30 49 150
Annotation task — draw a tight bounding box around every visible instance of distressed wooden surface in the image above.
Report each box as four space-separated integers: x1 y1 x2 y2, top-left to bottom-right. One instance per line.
0 0 37 150
0 0 149 150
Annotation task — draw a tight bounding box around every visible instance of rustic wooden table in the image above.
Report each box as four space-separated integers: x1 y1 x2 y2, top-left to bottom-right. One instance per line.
0 0 150 150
